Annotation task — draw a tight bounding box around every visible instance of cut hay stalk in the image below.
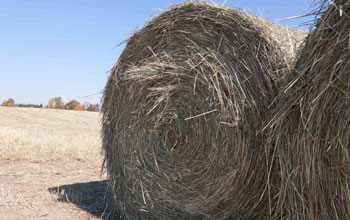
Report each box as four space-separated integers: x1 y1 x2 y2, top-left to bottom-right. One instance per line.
102 2 303 219
268 0 350 219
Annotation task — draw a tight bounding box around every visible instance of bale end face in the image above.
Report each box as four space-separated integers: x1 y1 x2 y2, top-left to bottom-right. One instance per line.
102 2 302 219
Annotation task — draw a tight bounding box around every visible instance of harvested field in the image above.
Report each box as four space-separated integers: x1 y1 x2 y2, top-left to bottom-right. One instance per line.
0 107 118 220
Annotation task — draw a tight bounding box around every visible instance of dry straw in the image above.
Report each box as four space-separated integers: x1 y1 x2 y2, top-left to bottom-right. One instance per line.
102 2 303 219
267 0 350 219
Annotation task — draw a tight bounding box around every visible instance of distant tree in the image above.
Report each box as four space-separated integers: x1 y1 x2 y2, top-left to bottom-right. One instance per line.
65 100 86 111
55 97 64 109
87 104 100 112
48 97 64 109
7 98 15 106
65 100 78 110
48 98 55 108
82 101 91 110
1 98 15 107
74 104 86 111
16 103 43 108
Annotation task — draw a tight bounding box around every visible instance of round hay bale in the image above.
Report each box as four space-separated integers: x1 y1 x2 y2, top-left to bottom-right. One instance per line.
102 2 298 219
268 0 350 219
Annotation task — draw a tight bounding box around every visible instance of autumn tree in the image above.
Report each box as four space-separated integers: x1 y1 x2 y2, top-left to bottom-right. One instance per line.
65 100 86 111
1 98 15 107
48 99 55 108
48 97 64 109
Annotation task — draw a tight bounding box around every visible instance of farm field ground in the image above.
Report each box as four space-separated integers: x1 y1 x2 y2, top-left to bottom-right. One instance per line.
0 107 119 220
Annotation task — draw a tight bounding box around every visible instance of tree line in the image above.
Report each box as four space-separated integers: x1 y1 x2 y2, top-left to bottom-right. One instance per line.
1 97 100 112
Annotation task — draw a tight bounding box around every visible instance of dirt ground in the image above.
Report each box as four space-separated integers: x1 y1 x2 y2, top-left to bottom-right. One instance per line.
0 107 120 220
0 159 119 220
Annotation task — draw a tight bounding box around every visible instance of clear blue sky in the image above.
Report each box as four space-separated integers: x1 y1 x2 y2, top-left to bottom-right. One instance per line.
0 0 312 105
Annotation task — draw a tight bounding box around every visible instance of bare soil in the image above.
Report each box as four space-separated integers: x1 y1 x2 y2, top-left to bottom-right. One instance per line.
0 107 120 220
0 159 119 220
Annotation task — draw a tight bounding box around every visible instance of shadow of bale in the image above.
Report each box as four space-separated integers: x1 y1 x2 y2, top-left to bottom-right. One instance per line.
48 180 120 220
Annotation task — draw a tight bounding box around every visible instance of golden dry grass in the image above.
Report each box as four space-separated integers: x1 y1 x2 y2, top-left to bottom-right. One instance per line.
0 106 102 162
0 107 114 220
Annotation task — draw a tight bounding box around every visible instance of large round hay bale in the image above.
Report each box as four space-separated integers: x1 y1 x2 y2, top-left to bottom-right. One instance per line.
268 0 350 219
102 2 299 219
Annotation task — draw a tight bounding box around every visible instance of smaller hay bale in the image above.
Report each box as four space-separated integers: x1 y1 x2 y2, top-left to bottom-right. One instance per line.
102 2 302 220
268 0 350 219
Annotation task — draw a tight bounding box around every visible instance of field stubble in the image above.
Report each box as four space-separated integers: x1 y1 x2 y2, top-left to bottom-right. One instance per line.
0 107 101 162
0 107 116 220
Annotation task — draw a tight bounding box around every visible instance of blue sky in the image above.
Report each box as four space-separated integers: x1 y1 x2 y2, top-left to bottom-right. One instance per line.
0 0 312 105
